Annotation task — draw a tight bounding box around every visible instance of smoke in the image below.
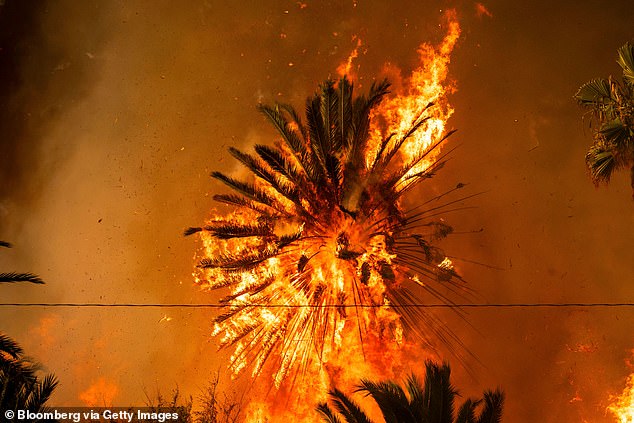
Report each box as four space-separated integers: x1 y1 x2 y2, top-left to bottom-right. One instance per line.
0 1 633 422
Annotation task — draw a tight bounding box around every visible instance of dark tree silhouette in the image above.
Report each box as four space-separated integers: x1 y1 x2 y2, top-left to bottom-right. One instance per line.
0 334 58 415
1 238 54 413
317 360 504 423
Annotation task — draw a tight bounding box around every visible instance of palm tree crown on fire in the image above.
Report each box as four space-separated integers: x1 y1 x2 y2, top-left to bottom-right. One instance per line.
187 76 471 386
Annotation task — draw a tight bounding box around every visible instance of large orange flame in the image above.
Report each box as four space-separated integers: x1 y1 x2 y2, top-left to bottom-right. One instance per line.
368 9 460 176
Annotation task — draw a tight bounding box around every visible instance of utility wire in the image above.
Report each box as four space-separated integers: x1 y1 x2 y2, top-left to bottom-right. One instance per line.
0 302 633 308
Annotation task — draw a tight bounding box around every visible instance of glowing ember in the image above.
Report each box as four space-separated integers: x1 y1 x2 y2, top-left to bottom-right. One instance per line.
188 9 464 419
609 374 634 423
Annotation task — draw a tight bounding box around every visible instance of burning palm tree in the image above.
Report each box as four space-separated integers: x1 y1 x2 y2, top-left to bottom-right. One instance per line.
187 74 473 389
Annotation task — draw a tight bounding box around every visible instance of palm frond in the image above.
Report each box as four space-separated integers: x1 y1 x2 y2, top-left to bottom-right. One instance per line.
329 388 374 423
0 273 44 284
279 103 309 141
422 360 456 423
202 223 273 240
455 399 479 423
617 42 634 84
228 147 301 204
24 373 58 412
575 78 613 107
0 333 24 360
184 227 202 236
339 76 354 150
600 118 632 147
254 144 304 187
475 389 505 423
257 104 306 155
349 79 391 162
357 380 415 423
198 248 278 271
316 402 344 423
585 142 618 184
212 193 273 216
211 171 281 211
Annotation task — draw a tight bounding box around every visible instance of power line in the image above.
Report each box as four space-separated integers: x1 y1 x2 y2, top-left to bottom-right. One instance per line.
0 302 633 308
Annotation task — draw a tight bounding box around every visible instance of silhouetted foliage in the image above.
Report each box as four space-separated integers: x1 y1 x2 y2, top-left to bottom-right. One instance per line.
0 334 59 417
0 240 44 284
317 360 504 423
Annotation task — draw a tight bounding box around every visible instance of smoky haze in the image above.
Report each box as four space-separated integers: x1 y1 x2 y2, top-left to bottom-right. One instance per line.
0 1 633 422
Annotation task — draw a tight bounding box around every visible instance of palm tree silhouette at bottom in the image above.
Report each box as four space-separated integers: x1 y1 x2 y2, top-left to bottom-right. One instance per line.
0 240 56 413
317 361 504 423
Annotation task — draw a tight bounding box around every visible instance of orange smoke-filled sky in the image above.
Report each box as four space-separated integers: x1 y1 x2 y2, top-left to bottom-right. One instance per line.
1 1 633 422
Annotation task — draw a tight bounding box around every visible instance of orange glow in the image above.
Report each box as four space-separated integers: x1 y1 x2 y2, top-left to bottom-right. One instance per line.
79 377 119 406
194 10 461 421
609 373 634 423
337 36 362 80
475 3 493 18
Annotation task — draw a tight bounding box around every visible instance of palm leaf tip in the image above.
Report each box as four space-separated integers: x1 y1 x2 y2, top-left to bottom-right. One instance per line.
574 79 612 105
184 227 203 236
585 143 617 184
475 388 505 423
0 272 44 284
617 42 634 83
0 333 25 358
316 402 344 423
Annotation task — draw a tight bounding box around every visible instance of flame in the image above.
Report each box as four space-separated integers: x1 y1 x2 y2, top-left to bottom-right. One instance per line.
337 36 363 80
79 377 119 406
609 373 634 423
368 9 460 176
193 10 461 422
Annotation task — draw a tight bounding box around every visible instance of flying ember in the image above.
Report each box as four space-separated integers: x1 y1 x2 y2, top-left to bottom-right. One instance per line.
187 10 465 418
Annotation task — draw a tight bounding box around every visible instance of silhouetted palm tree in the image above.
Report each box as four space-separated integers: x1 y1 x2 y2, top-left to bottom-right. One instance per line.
0 334 58 414
575 42 634 198
0 241 43 284
317 361 504 423
1 240 54 413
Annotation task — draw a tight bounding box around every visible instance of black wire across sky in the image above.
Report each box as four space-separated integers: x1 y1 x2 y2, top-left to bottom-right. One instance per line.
0 302 633 308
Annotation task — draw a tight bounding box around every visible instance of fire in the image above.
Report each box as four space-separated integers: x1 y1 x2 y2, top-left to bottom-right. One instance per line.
79 377 119 407
336 36 363 80
189 10 462 421
609 373 634 423
367 9 460 175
